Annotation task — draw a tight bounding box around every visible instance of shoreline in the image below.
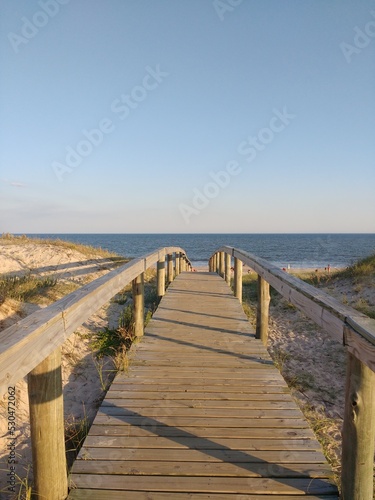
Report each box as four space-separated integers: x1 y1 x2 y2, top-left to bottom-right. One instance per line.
192 264 345 274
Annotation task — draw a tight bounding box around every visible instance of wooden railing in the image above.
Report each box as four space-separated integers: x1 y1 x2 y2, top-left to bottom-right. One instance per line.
209 246 375 500
0 247 191 500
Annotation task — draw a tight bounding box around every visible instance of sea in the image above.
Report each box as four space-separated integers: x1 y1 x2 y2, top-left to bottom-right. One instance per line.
23 234 375 270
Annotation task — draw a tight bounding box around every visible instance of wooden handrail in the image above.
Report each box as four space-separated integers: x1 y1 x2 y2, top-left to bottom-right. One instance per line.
210 246 375 499
0 246 191 500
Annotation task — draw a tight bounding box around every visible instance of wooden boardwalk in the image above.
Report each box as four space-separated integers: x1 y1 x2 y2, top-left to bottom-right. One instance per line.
69 272 338 499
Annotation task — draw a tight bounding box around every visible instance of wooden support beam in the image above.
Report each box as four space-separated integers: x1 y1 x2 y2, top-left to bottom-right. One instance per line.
132 273 144 337
256 276 270 346
181 256 186 272
175 252 180 276
341 346 375 499
225 253 231 285
157 255 165 299
219 252 225 278
216 252 220 274
28 348 67 500
234 257 242 303
166 254 173 284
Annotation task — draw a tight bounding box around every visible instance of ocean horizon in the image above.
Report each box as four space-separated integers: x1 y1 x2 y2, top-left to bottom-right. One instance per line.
21 233 375 270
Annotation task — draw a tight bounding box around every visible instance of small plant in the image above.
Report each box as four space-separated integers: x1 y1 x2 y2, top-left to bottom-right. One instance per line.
118 304 134 331
91 326 133 359
0 274 58 304
145 309 153 327
16 468 32 500
281 300 297 312
271 348 291 371
353 298 375 319
339 253 375 278
91 304 135 374
113 292 129 305
301 403 341 489
65 410 90 468
286 370 315 393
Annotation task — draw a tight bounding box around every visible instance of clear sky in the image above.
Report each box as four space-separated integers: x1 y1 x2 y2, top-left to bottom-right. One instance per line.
1 0 374 233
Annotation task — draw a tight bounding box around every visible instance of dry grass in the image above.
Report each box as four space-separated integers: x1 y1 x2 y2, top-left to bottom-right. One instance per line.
0 233 121 260
0 274 79 306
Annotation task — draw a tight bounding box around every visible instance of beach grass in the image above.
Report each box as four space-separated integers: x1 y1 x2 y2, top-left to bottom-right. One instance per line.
1 232 123 261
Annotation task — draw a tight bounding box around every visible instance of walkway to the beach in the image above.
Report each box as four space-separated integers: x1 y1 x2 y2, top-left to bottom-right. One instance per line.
68 272 338 499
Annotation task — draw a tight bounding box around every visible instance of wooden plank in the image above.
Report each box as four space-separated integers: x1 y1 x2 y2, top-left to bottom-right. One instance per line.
69 492 338 500
82 435 322 451
101 399 298 409
92 415 311 428
123 368 285 378
69 475 337 494
87 424 316 439
71 459 332 477
108 381 288 389
103 390 291 399
77 448 327 463
97 407 303 418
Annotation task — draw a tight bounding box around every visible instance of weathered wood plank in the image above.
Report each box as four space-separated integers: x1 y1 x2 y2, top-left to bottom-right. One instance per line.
82 435 322 450
92 415 311 428
104 390 290 398
101 399 298 409
97 407 303 418
71 459 332 477
87 424 316 439
69 475 337 494
77 447 327 463
69 492 338 500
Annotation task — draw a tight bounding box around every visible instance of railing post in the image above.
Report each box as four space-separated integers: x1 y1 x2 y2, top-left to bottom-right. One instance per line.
341 346 375 499
215 252 220 274
175 252 180 276
181 256 186 272
219 252 225 278
166 254 173 284
225 253 231 285
157 253 165 299
234 257 242 303
28 347 68 500
256 275 270 345
132 272 144 337
209 257 212 272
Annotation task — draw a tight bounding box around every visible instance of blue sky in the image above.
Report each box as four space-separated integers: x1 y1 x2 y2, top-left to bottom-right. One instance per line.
1 0 374 233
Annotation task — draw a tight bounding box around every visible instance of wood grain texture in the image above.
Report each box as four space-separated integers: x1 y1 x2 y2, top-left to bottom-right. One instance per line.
69 272 338 498
28 347 67 499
